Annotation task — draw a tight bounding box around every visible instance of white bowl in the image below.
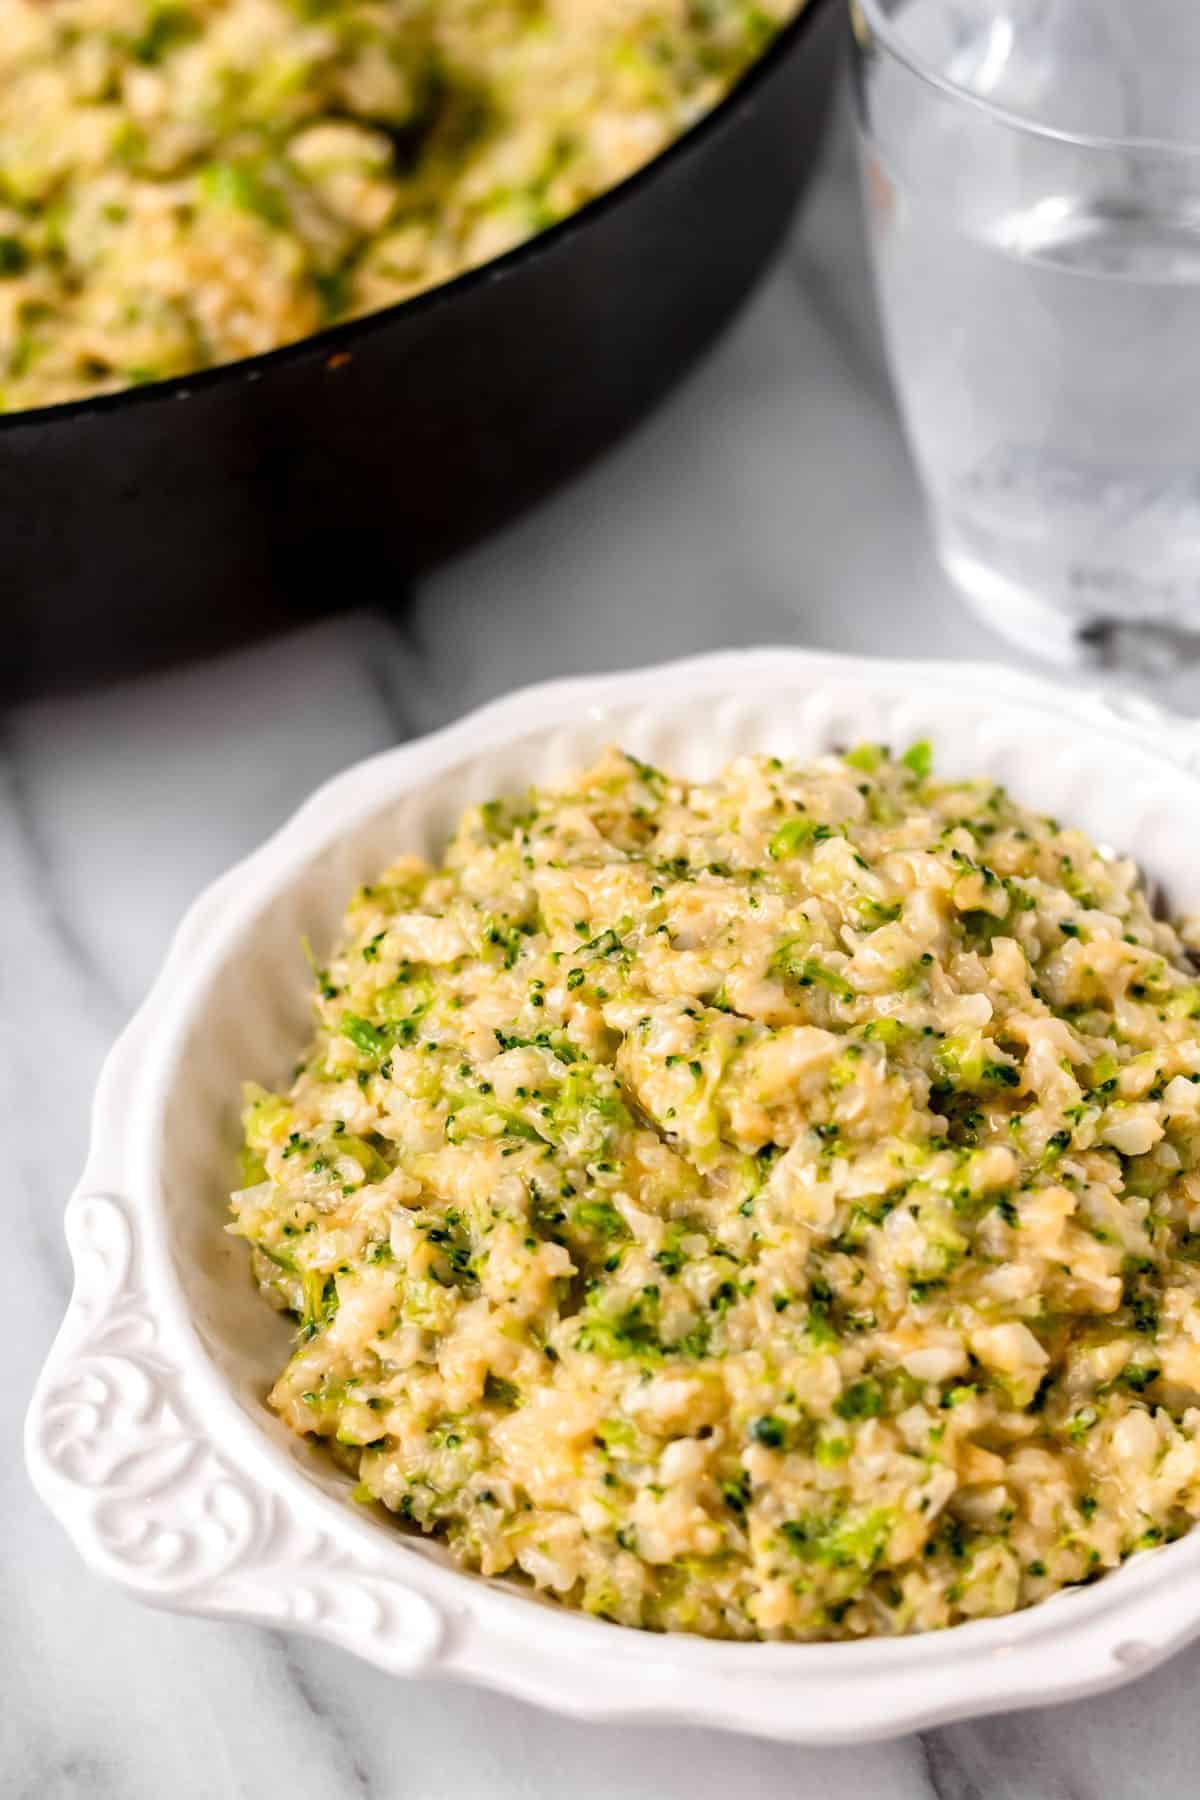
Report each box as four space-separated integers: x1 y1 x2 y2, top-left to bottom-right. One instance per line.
25 647 1200 1743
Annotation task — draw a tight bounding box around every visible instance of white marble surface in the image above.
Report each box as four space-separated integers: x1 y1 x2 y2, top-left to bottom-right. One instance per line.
10 102 1200 1799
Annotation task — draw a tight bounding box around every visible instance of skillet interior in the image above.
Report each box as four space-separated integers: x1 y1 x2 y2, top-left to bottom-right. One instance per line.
0 0 841 701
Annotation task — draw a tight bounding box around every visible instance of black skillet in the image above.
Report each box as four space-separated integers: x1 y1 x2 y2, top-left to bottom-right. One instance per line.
1 0 841 701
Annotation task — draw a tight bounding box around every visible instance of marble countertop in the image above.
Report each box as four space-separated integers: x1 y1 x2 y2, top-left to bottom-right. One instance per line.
9 101 1200 1800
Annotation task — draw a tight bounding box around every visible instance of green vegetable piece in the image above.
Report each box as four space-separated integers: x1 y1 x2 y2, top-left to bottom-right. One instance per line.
834 1378 883 1421
314 266 350 324
901 740 933 780
856 897 902 929
483 1373 520 1408
596 1418 636 1451
780 1506 892 1571
721 1473 752 1513
935 1032 1019 1095
768 817 835 860
241 1084 293 1150
624 753 667 788
0 237 29 277
131 4 198 63
861 1017 907 1047
200 160 287 228
334 1132 389 1181
797 959 856 1002
771 937 855 1001
843 742 885 772
1065 1407 1098 1443
238 1145 267 1186
113 122 148 168
299 1269 339 1339
572 1199 628 1239
341 1014 389 1060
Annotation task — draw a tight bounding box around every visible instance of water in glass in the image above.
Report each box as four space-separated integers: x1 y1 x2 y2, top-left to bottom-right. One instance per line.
857 0 1200 659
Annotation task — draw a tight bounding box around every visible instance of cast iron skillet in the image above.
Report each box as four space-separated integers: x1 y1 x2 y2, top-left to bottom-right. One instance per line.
1 0 841 700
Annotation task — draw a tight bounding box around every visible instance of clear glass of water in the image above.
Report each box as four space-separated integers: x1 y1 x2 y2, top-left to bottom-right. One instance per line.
852 0 1200 664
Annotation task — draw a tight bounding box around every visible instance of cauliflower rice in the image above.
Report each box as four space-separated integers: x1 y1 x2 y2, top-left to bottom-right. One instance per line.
231 742 1200 1640
0 0 803 411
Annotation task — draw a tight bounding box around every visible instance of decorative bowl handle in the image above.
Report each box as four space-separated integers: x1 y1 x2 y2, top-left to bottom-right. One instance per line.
25 1190 447 1675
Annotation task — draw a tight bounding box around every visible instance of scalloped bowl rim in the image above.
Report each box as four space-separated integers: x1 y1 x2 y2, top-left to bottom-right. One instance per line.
26 647 1200 1743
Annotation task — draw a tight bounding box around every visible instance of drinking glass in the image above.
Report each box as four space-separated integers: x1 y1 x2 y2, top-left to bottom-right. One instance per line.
852 0 1200 664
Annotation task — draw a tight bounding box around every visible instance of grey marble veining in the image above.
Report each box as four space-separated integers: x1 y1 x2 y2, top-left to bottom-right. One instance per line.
8 100 1200 1800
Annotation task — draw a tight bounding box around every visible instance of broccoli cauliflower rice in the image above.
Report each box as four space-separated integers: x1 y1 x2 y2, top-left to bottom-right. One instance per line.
0 0 803 410
231 742 1200 1641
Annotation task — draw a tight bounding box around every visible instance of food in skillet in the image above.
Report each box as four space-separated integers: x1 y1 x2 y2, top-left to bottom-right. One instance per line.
230 743 1200 1640
0 0 804 410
